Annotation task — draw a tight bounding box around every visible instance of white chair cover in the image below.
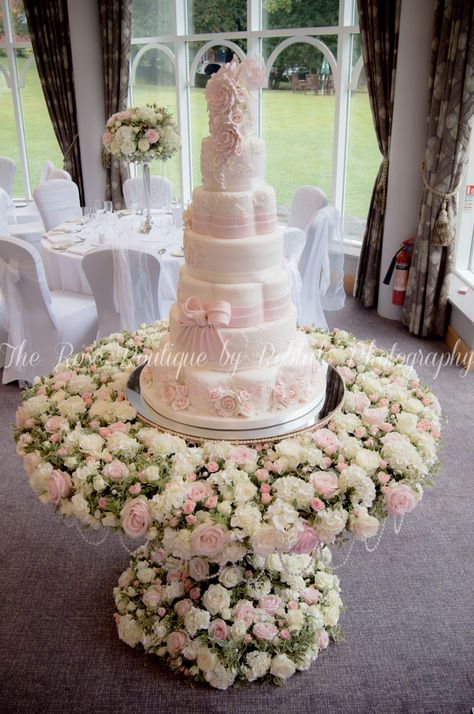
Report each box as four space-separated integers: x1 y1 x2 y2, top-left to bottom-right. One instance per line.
0 157 16 196
82 246 161 338
288 185 328 231
0 288 7 368
0 235 97 384
123 176 172 210
298 205 345 327
33 179 81 231
283 227 306 318
0 187 17 227
48 169 72 181
40 160 55 183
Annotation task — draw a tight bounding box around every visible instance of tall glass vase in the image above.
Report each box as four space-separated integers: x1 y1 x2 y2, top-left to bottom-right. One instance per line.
138 160 153 234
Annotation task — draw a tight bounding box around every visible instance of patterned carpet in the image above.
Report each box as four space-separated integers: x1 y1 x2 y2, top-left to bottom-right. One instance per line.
1 298 473 714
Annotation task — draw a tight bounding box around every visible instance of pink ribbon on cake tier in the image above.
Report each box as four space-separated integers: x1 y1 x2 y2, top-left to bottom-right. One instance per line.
177 296 231 362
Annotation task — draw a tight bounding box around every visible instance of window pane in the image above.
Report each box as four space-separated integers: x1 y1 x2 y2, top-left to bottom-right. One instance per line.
187 0 247 34
0 55 22 195
130 43 181 198
0 4 5 42
344 60 380 242
132 0 174 38
17 52 62 192
263 0 339 31
9 0 30 42
263 39 336 212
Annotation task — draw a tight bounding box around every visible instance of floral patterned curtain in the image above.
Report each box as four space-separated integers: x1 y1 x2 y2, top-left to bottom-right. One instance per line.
24 0 85 204
354 0 401 308
402 0 474 337
98 0 132 209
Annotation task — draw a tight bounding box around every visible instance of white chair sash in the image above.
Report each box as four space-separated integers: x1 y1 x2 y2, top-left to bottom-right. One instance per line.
112 246 157 333
283 227 306 318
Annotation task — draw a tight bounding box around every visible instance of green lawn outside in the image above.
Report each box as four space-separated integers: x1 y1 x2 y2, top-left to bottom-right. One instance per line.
0 60 380 218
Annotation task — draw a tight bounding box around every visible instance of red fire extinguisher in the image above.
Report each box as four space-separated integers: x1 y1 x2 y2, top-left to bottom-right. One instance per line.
383 237 415 306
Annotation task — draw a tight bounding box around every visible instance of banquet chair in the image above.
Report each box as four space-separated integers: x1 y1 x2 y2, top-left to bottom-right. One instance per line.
0 157 16 196
82 246 162 338
33 179 82 231
0 189 45 251
0 187 16 229
48 169 72 181
297 205 345 328
123 176 172 211
39 160 55 183
0 235 97 384
287 185 328 232
0 289 7 368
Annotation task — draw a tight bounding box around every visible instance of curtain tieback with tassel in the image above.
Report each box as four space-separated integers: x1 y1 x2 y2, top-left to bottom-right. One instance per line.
420 161 462 248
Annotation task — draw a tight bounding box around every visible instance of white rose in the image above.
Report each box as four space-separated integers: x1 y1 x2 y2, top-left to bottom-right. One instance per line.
58 396 87 420
163 582 185 601
219 566 244 588
205 663 236 690
22 394 50 417
230 620 248 640
265 498 299 531
233 472 258 503
273 476 314 506
286 609 304 630
117 614 142 647
171 530 193 560
67 374 95 394
396 412 419 435
196 646 218 673
92 475 107 492
78 433 104 458
217 501 232 515
314 571 335 590
348 506 380 540
296 646 318 671
230 503 261 534
184 607 211 637
107 432 140 456
202 584 231 615
355 448 381 473
245 651 272 681
141 466 161 482
137 567 155 584
314 507 348 544
270 654 296 680
323 604 340 626
113 401 137 422
71 493 90 521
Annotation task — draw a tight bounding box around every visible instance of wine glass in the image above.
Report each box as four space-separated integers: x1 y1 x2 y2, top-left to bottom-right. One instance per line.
104 200 113 215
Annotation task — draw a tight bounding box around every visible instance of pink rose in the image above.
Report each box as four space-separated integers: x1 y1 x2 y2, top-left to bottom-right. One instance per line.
211 390 239 417
120 497 150 538
310 471 339 498
311 498 325 511
188 557 209 581
237 58 266 89
109 422 128 433
255 468 269 481
157 378 176 405
143 587 162 608
187 481 213 502
44 416 67 433
205 76 236 114
129 483 141 495
258 595 282 615
174 599 193 617
55 370 74 383
253 622 278 641
211 122 241 159
313 428 340 455
209 618 229 641
233 600 255 624
250 525 285 557
166 631 187 655
363 406 389 426
103 460 129 481
302 587 320 605
317 631 329 649
190 523 227 557
290 524 318 554
230 445 258 464
117 571 130 588
353 393 371 413
145 128 159 143
206 462 219 473
47 470 72 505
384 483 418 515
338 366 356 384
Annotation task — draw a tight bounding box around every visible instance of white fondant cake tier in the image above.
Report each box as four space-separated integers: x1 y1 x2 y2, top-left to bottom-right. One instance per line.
177 269 291 315
191 184 277 238
140 332 327 429
167 303 296 368
201 136 266 191
183 229 284 281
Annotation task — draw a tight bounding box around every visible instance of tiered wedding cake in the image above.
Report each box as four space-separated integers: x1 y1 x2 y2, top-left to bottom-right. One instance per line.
141 56 326 429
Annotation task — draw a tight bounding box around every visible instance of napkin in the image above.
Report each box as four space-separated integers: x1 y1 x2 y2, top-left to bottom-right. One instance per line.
45 233 81 246
67 243 90 255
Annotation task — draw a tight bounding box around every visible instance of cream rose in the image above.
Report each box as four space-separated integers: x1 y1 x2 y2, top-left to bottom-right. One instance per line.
202 584 231 616
270 654 296 680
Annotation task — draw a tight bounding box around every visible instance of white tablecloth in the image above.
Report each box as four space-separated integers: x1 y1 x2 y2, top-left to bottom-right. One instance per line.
40 213 184 319
40 216 305 321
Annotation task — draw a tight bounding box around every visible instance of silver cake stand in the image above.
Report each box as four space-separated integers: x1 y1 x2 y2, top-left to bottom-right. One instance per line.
126 361 345 444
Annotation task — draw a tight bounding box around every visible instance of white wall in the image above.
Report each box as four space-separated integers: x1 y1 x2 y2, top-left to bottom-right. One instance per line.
377 0 433 320
67 0 106 206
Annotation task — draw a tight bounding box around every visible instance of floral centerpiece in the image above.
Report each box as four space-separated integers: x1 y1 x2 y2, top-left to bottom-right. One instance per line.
13 324 442 689
102 104 180 231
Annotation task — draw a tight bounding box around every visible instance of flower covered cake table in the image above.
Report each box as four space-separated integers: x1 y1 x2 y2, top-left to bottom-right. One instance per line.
14 323 442 690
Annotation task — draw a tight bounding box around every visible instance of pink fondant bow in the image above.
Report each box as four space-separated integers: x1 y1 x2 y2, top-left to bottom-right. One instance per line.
177 297 232 362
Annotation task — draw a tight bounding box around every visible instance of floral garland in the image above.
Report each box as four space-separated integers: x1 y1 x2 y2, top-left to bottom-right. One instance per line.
14 323 441 688
114 543 341 689
102 105 180 163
